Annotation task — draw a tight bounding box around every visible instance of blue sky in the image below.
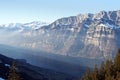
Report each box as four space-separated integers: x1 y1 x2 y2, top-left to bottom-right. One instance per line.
0 0 120 24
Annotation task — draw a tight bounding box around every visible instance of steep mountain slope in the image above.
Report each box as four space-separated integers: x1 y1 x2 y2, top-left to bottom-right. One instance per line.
0 10 120 59
0 53 75 80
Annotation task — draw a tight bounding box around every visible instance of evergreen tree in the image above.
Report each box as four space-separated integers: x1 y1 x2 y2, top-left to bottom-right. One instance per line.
114 49 120 72
92 65 99 80
8 61 21 80
99 61 105 80
116 72 120 80
82 68 92 80
81 49 120 80
105 60 113 76
105 74 115 80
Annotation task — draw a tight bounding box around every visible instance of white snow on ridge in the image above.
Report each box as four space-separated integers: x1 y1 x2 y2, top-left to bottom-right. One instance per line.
0 77 4 80
5 64 10 67
0 21 49 32
99 23 120 29
85 24 90 28
23 21 49 29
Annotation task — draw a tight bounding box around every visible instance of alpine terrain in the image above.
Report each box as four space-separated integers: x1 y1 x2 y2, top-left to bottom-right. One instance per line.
0 10 120 60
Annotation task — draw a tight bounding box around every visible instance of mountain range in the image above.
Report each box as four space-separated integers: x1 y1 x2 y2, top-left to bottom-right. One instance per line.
0 10 120 60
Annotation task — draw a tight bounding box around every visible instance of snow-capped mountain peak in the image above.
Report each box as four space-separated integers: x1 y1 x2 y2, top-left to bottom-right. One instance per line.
0 21 49 32
23 21 49 29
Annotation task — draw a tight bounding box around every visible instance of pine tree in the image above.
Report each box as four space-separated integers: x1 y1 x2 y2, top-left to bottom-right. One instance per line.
114 49 120 72
99 61 105 80
105 60 113 76
8 61 21 80
82 68 92 80
105 74 115 80
116 71 120 80
81 49 120 80
92 65 99 80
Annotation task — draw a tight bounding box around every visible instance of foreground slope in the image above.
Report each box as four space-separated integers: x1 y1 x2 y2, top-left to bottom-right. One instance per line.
0 53 75 80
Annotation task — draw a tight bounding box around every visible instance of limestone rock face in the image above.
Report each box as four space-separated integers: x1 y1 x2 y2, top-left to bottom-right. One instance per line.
34 10 120 59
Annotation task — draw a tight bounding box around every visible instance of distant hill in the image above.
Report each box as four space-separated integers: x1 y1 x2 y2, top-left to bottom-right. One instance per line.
0 53 75 80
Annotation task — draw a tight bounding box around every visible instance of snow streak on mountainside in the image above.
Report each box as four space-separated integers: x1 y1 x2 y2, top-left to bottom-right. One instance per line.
0 10 120 59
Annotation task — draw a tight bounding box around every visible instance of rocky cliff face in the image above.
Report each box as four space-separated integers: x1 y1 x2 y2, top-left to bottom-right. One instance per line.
33 10 120 59
0 10 120 59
